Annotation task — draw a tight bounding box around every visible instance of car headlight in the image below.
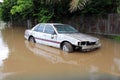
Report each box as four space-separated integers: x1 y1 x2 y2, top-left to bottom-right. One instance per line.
96 40 100 44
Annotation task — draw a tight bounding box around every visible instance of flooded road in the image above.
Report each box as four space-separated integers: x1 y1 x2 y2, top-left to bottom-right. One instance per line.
0 25 120 80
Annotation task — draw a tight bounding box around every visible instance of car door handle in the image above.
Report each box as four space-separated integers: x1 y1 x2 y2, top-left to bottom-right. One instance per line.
51 35 54 39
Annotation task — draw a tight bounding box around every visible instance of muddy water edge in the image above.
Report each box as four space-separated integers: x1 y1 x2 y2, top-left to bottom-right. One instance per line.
0 26 120 80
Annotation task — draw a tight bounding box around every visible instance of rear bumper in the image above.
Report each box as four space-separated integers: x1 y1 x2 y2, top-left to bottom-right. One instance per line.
24 35 29 40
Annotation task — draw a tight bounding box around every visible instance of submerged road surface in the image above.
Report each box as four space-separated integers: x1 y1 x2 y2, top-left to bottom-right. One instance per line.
0 26 120 80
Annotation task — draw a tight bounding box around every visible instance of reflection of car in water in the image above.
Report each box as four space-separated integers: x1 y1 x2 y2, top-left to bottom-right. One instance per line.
25 40 101 65
25 41 77 64
25 40 120 76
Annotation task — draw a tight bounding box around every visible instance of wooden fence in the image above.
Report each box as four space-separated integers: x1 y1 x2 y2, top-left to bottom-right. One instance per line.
63 14 120 36
15 13 120 36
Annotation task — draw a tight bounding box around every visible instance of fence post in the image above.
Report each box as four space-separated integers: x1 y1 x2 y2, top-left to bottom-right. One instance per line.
107 14 110 34
27 19 32 29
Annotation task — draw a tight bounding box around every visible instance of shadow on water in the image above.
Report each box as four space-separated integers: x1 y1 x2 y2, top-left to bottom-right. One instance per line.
0 25 120 80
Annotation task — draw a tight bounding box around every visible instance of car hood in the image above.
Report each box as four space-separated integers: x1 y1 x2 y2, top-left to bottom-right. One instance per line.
65 33 99 42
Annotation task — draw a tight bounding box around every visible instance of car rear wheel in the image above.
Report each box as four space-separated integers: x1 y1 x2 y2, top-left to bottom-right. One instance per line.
62 42 73 53
29 36 36 43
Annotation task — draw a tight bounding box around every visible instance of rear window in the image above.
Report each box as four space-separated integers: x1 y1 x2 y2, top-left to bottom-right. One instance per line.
33 24 45 32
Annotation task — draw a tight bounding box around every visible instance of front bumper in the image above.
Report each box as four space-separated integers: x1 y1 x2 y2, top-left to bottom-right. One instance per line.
81 43 101 50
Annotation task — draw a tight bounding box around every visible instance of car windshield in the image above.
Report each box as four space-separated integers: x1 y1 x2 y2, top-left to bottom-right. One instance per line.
54 24 79 34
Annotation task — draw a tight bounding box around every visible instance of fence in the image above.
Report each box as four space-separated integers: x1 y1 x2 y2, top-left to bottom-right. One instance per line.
63 14 120 36
10 13 120 36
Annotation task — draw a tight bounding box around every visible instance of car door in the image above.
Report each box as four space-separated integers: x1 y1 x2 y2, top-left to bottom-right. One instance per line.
43 24 59 48
32 24 45 44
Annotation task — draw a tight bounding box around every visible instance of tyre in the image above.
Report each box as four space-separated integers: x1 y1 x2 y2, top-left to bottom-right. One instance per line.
62 42 73 53
29 36 36 43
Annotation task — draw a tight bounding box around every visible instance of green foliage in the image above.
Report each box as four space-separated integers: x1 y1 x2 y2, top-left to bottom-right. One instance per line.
81 0 116 16
0 0 118 23
117 7 120 13
107 35 120 42
11 0 33 15
37 9 54 23
117 0 120 14
114 36 120 41
0 0 15 22
32 0 55 23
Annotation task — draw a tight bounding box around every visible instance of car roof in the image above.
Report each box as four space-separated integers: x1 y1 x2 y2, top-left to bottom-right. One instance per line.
39 23 64 25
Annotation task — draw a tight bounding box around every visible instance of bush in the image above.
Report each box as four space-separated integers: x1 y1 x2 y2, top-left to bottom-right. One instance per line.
36 9 54 23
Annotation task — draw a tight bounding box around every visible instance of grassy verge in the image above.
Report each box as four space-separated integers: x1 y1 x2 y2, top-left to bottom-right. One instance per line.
106 35 120 42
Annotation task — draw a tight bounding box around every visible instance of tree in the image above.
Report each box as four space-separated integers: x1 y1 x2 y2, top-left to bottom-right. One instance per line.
11 0 33 14
69 0 89 12
10 0 33 20
0 0 17 22
80 0 116 16
117 0 120 13
40 0 90 12
0 0 118 24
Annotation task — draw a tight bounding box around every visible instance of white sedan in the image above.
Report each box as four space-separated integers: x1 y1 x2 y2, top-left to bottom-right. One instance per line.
24 23 101 52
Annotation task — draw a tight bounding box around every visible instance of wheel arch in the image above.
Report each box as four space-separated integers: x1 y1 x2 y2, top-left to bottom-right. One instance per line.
60 41 73 49
28 35 34 41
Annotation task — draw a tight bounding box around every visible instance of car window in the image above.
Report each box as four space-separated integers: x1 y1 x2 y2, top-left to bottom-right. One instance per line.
54 24 78 33
44 25 55 34
33 24 45 32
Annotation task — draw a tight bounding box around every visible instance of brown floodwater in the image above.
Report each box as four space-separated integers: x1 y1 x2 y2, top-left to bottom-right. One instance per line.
0 24 120 80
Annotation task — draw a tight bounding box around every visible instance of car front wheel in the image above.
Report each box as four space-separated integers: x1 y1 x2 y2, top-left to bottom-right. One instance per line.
62 42 73 53
29 36 36 43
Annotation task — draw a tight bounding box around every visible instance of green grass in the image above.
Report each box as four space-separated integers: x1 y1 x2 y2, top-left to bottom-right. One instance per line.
107 35 120 42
